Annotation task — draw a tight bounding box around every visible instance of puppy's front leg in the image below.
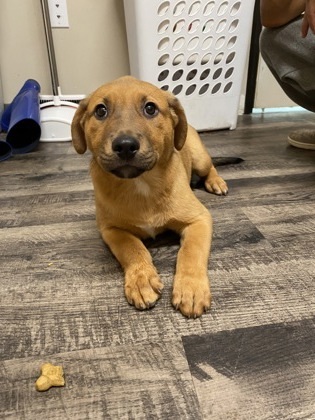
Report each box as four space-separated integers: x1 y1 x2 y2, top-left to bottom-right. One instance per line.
101 227 164 310
172 212 213 318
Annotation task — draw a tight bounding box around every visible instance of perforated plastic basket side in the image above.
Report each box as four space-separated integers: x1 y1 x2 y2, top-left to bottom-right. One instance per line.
124 0 255 131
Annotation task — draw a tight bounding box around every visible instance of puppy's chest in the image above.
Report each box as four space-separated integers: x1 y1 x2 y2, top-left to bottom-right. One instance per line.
99 178 172 238
135 224 160 238
121 207 167 238
107 212 165 239
134 178 152 197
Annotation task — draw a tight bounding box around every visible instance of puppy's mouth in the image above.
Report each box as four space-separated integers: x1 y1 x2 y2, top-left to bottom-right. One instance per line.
97 155 156 179
110 165 145 179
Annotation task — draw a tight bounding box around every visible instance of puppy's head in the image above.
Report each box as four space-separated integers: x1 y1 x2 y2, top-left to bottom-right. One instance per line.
71 76 187 179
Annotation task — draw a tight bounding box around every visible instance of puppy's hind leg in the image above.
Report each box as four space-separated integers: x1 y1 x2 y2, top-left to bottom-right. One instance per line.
203 159 228 196
189 127 228 195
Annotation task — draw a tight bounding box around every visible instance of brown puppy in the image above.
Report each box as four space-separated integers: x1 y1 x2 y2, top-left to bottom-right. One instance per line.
71 76 227 318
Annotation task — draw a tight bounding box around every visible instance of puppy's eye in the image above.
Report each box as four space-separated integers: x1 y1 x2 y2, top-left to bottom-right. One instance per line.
144 102 158 118
94 104 108 120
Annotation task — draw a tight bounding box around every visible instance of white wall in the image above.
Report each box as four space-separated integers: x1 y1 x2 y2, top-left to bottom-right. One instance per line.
0 0 130 102
254 56 297 109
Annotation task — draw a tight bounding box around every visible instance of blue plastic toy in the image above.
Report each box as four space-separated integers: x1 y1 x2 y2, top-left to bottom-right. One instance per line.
1 79 41 154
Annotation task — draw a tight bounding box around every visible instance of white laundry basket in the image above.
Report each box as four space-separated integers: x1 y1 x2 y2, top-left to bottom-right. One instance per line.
123 0 255 131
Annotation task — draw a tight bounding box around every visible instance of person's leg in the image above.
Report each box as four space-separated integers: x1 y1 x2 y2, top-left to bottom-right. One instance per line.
260 17 315 149
260 16 315 112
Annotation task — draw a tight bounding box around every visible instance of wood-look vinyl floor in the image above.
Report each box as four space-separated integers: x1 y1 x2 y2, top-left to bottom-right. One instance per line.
1 111 315 419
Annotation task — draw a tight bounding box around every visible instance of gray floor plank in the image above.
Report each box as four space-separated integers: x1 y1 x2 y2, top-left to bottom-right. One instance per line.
1 340 201 420
183 318 315 420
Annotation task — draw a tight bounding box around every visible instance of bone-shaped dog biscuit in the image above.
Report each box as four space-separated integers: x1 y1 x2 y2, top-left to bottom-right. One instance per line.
35 363 65 391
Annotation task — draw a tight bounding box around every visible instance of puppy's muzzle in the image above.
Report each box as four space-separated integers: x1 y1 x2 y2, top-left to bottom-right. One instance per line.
109 135 146 179
112 135 140 161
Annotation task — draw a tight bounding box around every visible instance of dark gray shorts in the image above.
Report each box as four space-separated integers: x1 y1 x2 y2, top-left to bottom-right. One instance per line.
260 16 315 112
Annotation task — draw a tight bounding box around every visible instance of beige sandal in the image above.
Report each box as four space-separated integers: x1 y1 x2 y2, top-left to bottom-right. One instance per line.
287 129 315 150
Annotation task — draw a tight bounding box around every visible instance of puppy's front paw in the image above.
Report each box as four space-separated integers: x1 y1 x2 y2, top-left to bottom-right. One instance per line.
205 175 228 196
125 265 164 310
172 275 211 318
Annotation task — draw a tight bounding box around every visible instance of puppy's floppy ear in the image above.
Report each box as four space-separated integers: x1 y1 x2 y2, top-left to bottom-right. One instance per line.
166 92 188 151
71 97 89 154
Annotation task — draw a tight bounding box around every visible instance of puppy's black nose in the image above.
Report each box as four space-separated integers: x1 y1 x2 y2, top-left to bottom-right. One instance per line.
112 136 140 160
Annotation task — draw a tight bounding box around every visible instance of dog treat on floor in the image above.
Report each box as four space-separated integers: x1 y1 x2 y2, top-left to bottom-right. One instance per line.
35 363 65 391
